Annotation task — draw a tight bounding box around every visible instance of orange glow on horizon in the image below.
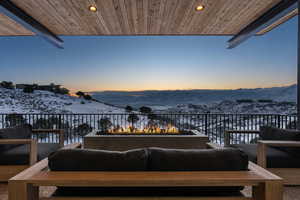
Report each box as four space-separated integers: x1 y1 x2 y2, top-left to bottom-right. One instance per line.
69 92 78 97
66 82 296 93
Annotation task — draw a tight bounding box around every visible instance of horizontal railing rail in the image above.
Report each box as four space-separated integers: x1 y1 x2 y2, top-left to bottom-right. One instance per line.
0 113 297 145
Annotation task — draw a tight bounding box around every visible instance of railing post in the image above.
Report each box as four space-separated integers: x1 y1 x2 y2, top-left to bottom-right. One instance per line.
204 114 208 136
224 130 230 147
297 0 300 129
277 115 281 128
58 114 62 129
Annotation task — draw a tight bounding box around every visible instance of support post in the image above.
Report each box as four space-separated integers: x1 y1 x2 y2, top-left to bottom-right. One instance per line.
298 0 300 129
228 0 297 49
8 181 38 200
253 181 283 200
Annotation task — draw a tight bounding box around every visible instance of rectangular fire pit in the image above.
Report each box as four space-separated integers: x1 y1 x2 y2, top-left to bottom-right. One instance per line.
84 130 209 151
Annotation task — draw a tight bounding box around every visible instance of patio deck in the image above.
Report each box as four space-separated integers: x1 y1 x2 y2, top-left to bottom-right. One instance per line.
0 184 300 200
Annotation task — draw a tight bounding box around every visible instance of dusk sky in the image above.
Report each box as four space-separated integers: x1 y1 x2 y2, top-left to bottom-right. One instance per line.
0 17 297 92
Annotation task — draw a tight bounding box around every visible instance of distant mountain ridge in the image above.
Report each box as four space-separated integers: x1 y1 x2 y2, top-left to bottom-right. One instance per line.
91 84 297 108
0 85 296 115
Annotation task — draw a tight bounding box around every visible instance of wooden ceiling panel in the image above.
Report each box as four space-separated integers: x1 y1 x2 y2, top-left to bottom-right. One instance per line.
0 13 33 35
0 0 292 36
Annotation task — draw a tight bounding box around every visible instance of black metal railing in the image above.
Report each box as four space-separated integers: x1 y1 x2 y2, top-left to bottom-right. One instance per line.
0 113 297 145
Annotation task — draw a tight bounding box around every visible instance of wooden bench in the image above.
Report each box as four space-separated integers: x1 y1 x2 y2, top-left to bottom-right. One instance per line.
8 143 283 200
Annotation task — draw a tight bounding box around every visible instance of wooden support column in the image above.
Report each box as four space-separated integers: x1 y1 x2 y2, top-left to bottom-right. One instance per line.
8 181 38 200
257 142 267 168
298 0 300 129
253 181 283 200
29 140 37 165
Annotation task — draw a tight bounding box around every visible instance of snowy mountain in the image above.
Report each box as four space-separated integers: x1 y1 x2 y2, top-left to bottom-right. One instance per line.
0 84 297 114
91 84 297 108
165 100 296 114
0 87 296 145
0 88 123 114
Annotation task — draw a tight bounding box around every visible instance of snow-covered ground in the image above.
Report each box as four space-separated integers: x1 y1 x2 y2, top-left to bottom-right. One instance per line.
0 88 123 114
161 100 296 114
0 86 296 115
92 84 297 108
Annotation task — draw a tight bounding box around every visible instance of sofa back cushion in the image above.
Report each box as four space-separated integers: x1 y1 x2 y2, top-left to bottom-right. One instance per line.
147 147 248 171
51 147 248 196
260 126 300 140
48 148 148 171
259 126 300 157
0 124 32 151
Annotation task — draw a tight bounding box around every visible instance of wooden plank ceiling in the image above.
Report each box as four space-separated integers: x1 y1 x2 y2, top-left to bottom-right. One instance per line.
0 0 294 36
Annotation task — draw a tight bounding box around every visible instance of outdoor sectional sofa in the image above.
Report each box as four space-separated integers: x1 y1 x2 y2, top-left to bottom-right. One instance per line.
0 124 64 181
9 144 283 200
225 126 300 185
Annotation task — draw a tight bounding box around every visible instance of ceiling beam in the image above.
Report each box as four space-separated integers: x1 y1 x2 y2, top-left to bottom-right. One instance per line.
0 0 64 49
227 0 298 49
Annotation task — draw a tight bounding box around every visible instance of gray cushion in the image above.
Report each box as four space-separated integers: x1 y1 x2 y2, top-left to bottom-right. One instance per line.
51 147 248 196
48 148 148 171
231 144 300 168
147 147 248 171
0 143 60 165
0 124 32 151
259 126 300 157
260 126 300 140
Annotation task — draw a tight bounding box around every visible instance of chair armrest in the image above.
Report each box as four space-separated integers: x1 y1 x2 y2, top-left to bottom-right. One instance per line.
257 140 300 168
224 130 260 146
0 139 37 165
32 129 64 147
0 139 32 145
32 129 64 133
225 130 260 134
258 140 300 147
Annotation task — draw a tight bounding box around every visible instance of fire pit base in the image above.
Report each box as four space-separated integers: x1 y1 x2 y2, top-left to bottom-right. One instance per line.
83 130 210 151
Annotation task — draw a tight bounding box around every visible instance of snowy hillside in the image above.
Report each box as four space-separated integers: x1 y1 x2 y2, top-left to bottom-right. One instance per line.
0 84 297 114
0 88 123 113
164 100 296 114
92 84 297 108
0 87 296 145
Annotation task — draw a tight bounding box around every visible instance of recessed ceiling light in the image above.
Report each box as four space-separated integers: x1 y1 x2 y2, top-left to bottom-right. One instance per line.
196 5 205 11
89 5 97 12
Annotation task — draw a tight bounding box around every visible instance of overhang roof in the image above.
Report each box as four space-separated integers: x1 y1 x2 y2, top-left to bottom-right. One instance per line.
0 0 297 36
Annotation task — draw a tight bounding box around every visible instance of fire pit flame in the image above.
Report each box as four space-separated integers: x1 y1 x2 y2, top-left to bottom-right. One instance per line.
107 124 179 134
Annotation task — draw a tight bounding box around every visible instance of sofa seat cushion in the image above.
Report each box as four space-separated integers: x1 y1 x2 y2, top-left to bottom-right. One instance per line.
231 144 300 168
48 148 148 171
0 143 60 165
0 124 32 151
53 187 243 197
147 147 248 171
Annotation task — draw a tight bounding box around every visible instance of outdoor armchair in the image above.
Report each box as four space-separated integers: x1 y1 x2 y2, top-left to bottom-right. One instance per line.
0 138 37 181
0 125 65 181
225 127 300 185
